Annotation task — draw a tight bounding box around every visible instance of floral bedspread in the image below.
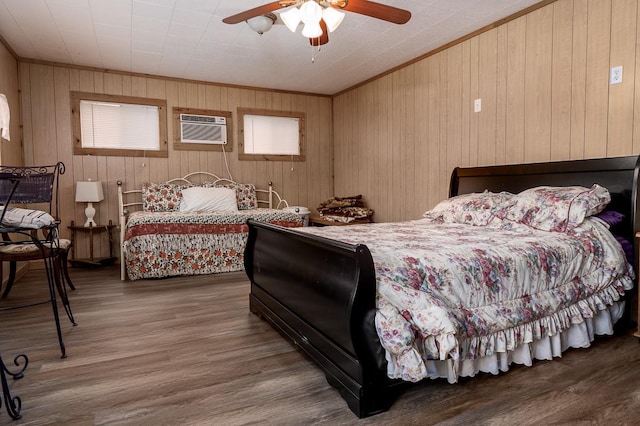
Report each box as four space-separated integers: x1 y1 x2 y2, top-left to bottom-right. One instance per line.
124 209 302 280
299 217 634 382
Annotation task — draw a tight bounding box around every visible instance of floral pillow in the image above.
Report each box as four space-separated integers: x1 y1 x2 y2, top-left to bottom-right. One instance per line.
142 182 190 212
234 183 257 210
423 190 514 226
496 184 610 232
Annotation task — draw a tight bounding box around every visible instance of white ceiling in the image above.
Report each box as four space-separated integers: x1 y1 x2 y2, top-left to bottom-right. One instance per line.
0 0 543 95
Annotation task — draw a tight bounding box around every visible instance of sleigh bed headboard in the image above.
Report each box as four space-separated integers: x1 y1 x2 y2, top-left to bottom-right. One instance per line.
450 155 640 270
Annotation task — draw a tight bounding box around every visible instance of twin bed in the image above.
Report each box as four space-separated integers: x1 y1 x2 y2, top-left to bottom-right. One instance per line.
244 155 639 417
118 173 302 281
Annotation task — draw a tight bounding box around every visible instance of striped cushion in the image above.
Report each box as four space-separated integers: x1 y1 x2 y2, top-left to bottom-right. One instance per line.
0 207 55 229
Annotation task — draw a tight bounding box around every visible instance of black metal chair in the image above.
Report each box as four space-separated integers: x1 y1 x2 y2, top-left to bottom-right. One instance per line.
0 163 76 358
0 349 27 419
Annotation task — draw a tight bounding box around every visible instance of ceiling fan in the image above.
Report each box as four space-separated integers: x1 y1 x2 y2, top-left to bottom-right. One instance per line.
222 0 412 46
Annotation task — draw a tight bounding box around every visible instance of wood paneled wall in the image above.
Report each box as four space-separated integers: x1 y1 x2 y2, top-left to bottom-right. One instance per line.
0 40 23 165
0 40 25 281
333 0 640 223
11 0 640 255
18 63 334 260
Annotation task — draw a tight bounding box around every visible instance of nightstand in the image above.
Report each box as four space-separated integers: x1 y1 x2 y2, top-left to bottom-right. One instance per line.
68 220 117 268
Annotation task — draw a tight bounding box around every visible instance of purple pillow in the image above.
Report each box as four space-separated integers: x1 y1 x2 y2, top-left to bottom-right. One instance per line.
593 211 632 264
595 210 624 227
614 234 634 265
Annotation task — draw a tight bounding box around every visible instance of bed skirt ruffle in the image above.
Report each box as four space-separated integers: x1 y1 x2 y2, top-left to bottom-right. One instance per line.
401 299 625 384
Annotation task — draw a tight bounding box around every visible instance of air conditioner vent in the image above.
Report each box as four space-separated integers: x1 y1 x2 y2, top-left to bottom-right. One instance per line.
180 114 227 145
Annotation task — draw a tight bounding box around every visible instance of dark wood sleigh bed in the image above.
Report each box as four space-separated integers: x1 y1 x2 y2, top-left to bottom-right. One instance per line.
244 155 640 418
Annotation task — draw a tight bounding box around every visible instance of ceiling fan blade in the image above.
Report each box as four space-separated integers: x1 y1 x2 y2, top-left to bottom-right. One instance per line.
310 19 329 46
222 2 283 24
338 0 411 24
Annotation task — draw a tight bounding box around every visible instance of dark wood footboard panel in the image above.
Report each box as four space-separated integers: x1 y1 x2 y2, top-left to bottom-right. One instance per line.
244 220 397 417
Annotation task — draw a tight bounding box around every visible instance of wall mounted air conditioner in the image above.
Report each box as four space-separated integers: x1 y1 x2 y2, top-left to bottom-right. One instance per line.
180 114 227 145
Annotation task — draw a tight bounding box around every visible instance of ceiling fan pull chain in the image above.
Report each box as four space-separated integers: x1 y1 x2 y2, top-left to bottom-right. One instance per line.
310 38 322 63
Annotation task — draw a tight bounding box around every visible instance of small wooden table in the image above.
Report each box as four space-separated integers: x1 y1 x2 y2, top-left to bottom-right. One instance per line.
68 220 117 268
308 215 373 227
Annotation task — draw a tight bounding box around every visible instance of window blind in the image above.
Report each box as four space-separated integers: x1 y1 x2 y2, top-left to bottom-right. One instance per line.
80 100 159 150
243 114 300 155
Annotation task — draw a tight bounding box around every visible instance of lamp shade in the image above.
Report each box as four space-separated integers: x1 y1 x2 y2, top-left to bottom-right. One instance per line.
299 0 322 25
322 7 345 32
302 22 323 38
75 181 104 203
280 7 301 32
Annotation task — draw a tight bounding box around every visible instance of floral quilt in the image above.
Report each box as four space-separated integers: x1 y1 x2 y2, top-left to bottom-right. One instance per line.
299 217 634 382
124 209 302 280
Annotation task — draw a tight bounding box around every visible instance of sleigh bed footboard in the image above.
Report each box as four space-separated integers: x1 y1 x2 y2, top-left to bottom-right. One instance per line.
244 219 399 417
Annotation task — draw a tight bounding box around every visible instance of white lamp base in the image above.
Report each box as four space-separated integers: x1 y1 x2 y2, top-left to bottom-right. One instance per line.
84 202 97 227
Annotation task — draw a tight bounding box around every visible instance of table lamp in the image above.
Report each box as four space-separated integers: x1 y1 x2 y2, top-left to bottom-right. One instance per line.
75 180 104 227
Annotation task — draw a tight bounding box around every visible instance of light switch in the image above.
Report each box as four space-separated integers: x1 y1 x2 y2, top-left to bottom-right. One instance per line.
474 98 482 113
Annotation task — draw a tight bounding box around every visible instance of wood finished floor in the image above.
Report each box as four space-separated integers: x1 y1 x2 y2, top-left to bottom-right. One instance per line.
1 266 640 425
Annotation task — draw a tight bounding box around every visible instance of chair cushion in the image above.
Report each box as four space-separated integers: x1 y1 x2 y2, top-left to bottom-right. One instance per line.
0 238 71 255
57 239 71 250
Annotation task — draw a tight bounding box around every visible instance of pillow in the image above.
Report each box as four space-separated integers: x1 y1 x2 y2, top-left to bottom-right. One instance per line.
179 187 238 213
594 210 624 228
497 184 610 232
0 206 55 229
206 182 258 210
142 182 189 212
592 210 632 264
423 190 514 226
234 183 258 210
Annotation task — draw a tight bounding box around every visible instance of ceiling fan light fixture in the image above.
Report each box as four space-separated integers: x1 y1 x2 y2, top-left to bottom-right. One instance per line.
280 7 301 32
301 21 323 38
299 0 322 25
246 13 276 35
322 7 345 32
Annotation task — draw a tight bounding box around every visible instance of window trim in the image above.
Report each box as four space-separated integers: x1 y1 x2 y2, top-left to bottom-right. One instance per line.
238 108 305 162
71 91 168 158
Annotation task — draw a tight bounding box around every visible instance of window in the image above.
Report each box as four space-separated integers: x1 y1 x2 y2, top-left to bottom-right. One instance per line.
238 108 305 161
71 92 168 157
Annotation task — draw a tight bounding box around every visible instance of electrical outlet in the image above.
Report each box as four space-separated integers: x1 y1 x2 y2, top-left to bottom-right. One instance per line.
474 98 482 113
610 66 623 85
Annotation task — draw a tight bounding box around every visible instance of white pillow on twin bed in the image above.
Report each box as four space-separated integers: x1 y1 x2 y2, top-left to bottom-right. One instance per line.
179 187 238 213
